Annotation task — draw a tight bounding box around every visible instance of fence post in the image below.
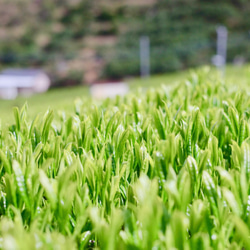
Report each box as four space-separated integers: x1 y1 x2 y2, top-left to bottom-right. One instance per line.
212 26 228 77
140 36 150 78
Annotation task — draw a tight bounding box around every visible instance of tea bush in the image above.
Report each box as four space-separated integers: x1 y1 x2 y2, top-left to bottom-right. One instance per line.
0 69 250 249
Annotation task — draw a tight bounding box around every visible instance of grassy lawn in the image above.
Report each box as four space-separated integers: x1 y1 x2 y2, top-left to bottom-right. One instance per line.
0 86 90 125
0 65 249 126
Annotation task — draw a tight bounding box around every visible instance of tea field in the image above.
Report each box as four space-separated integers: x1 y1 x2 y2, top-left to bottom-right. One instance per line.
0 66 250 249
1 65 249 125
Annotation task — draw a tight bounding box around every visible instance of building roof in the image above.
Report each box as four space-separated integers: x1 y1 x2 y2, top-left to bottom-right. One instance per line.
0 68 49 89
1 69 45 76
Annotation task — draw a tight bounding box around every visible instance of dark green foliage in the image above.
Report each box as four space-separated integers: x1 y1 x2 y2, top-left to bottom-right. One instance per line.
103 0 250 78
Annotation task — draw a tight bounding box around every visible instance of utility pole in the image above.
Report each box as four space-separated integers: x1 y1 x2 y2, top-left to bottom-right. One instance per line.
212 26 228 78
140 36 150 78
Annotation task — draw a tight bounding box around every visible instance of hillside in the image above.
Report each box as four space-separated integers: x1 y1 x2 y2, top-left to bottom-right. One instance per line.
0 0 249 84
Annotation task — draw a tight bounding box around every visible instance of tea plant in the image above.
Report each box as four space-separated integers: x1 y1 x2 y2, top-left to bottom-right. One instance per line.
0 69 250 249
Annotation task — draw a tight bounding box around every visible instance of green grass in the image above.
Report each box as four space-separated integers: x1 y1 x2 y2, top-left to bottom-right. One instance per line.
129 64 250 88
0 86 90 125
1 65 250 249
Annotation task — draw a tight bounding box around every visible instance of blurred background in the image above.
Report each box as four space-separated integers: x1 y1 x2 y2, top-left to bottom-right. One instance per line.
0 0 250 87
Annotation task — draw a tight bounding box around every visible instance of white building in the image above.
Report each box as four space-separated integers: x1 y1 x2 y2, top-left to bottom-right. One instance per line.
90 82 129 99
0 69 50 99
